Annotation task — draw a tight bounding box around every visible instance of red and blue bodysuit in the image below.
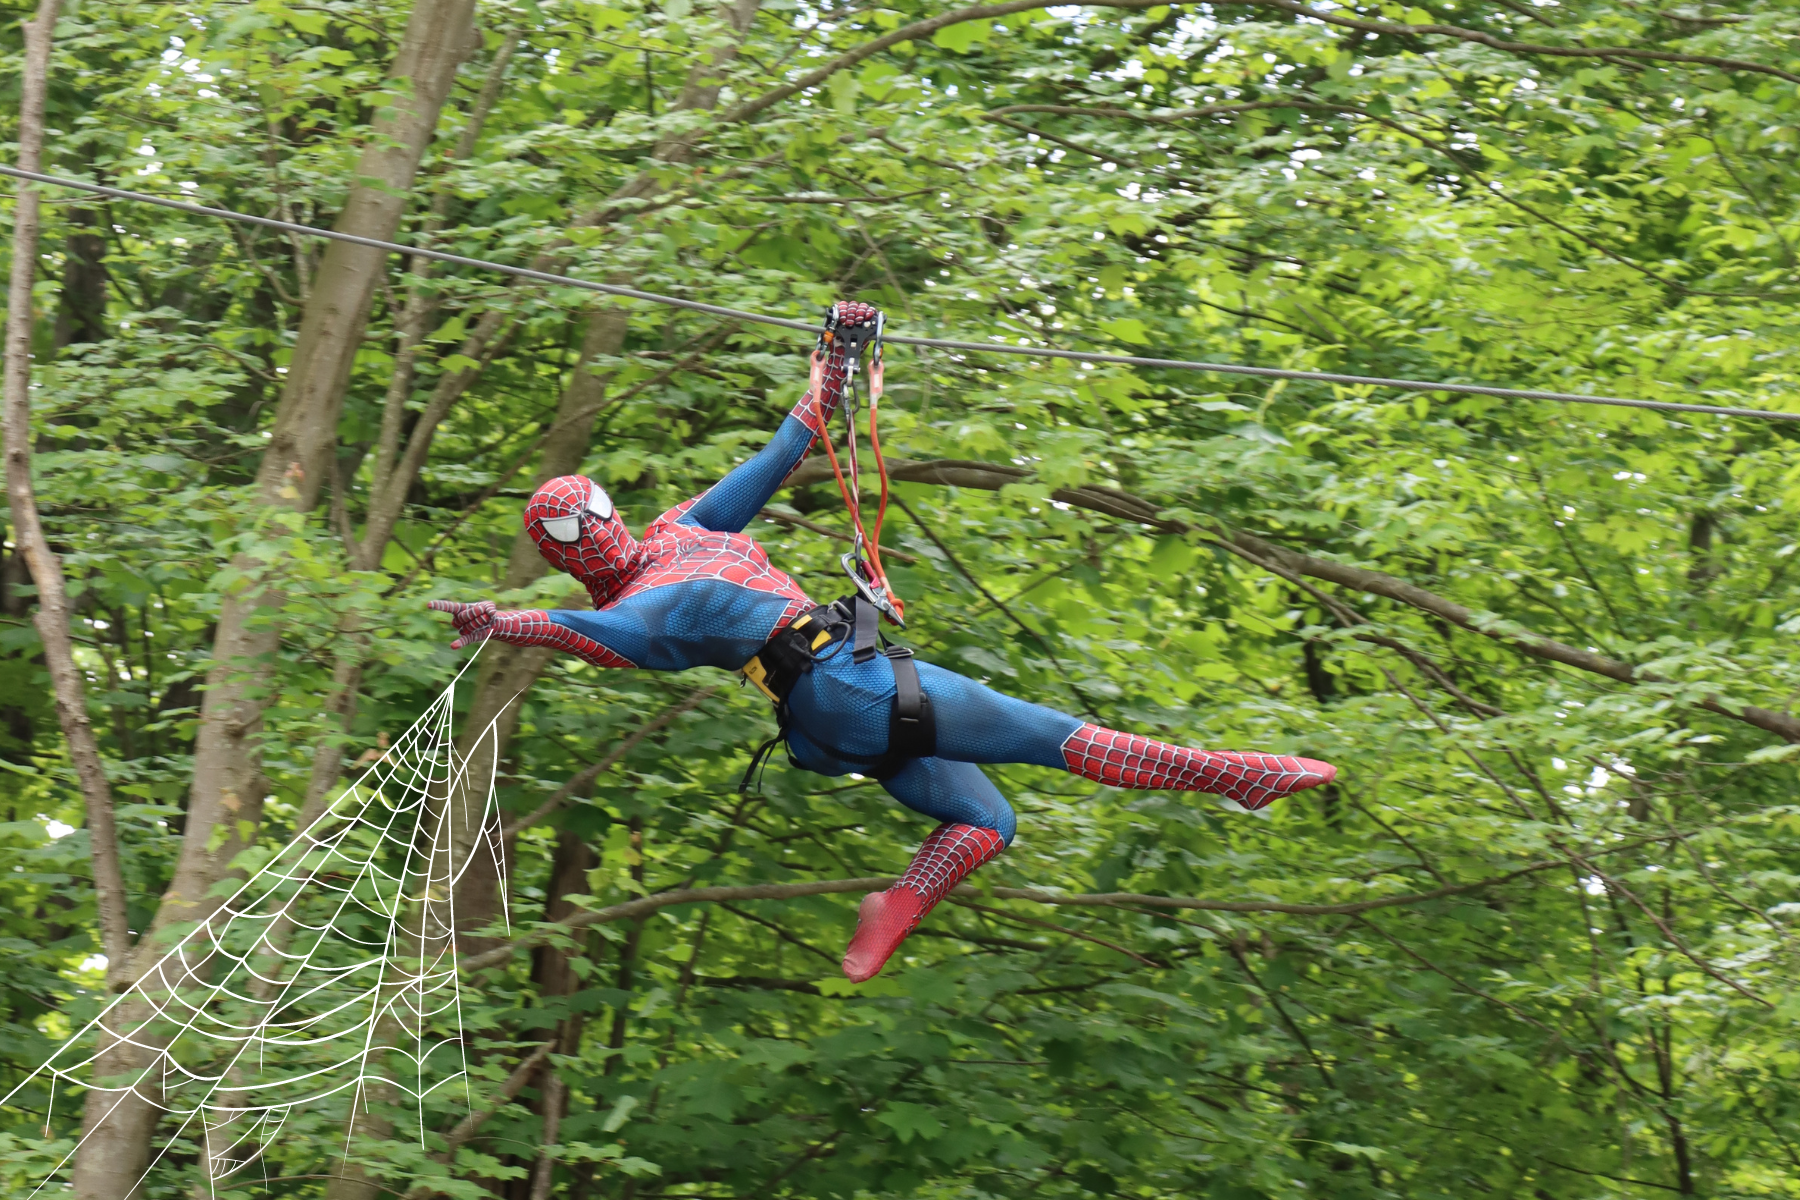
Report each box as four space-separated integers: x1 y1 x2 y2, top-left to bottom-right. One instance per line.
432 302 1336 982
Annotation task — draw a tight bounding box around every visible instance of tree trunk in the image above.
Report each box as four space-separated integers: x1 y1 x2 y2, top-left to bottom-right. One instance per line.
520 831 596 1197
368 26 522 510
446 0 768 852
301 28 523 825
68 3 478 1196
2 0 132 977
450 307 629 806
52 206 108 349
326 688 493 1200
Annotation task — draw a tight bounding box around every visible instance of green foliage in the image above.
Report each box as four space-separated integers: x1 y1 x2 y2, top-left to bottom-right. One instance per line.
4 0 1800 1195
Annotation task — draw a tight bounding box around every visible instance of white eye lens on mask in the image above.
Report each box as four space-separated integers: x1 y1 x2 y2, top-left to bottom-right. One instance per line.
587 487 614 520
539 514 582 544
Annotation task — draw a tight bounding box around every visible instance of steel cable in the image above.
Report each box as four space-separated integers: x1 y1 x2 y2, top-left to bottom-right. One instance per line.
5 164 1796 424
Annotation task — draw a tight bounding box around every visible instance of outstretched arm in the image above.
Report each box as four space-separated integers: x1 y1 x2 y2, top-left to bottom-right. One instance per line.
672 302 877 533
429 600 637 669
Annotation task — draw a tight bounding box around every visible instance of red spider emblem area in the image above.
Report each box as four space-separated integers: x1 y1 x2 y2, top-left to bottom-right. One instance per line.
622 516 813 630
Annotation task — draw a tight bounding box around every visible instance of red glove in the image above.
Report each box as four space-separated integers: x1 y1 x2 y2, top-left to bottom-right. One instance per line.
428 599 499 649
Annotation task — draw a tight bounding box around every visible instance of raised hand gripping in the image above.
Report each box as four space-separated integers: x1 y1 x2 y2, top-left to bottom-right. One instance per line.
790 300 880 438
427 600 637 669
671 300 881 534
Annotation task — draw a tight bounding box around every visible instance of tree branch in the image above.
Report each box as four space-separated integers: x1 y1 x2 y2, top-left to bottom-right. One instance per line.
1228 0 1800 83
785 457 1800 742
986 100 1315 123
950 898 1161 966
890 493 1098 717
694 974 824 994
404 1039 556 1198
981 113 1156 168
388 323 739 596
503 686 722 837
460 861 1563 972
720 0 1194 125
758 506 919 563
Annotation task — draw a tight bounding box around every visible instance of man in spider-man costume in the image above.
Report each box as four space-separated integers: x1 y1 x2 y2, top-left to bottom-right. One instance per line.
431 301 1336 983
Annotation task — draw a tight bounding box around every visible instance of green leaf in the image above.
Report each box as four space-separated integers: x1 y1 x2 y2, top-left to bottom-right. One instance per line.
827 72 859 116
1099 317 1152 345
875 1102 946 1143
276 4 329 33
601 1094 639 1132
932 20 990 52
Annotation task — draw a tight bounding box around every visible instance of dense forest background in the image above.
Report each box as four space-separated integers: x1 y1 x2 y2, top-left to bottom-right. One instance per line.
3 0 1800 1195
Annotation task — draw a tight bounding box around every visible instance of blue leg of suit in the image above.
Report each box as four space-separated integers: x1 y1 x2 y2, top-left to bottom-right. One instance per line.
784 647 1085 847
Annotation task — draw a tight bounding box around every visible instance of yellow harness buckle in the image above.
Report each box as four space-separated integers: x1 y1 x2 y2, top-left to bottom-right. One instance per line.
741 610 837 704
741 654 780 702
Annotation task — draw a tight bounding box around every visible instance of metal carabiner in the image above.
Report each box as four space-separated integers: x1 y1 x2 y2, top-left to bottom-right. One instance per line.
841 537 905 628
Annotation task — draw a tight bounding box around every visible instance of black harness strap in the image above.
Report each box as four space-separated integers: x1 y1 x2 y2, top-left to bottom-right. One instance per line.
852 593 880 664
803 598 937 777
738 730 787 793
738 595 935 789
737 601 849 792
885 646 936 761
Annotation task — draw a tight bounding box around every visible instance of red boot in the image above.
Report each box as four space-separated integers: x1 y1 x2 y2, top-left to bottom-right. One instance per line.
842 823 1005 983
1061 723 1335 810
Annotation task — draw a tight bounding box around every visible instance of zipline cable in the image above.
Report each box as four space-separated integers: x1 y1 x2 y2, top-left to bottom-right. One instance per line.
6 164 1797 425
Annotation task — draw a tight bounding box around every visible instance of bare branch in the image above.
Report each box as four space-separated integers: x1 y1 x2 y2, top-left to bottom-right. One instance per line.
785 457 1800 742
720 0 1191 125
695 974 825 994
758 507 919 563
731 189 941 204
1230 0 1800 83
980 862 1564 915
403 1039 556 1198
982 113 1156 168
950 898 1161 966
460 861 1564 972
891 493 1098 717
503 686 722 837
387 324 738 595
987 100 1313 123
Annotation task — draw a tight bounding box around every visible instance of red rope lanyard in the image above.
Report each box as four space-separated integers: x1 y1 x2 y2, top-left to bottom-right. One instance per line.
812 337 905 624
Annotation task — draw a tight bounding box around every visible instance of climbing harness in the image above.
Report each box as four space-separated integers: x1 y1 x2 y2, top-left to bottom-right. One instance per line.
738 593 936 792
812 305 907 627
737 305 930 791
741 604 839 705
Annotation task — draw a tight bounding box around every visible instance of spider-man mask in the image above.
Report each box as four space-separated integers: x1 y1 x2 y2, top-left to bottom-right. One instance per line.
525 475 638 606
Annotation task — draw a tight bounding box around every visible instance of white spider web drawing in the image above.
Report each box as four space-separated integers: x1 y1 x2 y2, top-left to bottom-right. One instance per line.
1 661 512 1195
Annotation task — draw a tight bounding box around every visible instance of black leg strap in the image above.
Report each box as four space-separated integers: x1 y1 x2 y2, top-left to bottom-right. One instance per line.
852 594 880 664
886 647 936 759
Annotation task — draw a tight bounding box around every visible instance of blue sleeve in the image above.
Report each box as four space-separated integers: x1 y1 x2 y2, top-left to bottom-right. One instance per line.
549 582 790 672
677 415 819 534
547 607 654 670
